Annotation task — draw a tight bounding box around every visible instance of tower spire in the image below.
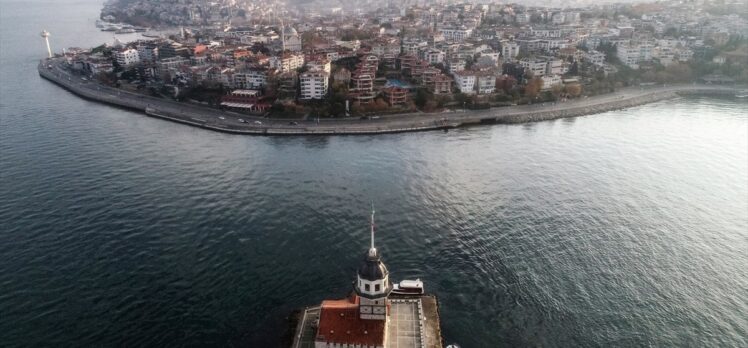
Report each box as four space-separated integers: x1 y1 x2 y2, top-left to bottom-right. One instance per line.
370 203 375 251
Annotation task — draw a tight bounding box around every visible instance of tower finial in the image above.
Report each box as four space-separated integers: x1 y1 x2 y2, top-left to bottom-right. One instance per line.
369 203 376 253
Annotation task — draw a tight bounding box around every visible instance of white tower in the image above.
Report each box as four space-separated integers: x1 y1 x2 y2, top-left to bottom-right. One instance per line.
354 206 392 321
41 30 52 58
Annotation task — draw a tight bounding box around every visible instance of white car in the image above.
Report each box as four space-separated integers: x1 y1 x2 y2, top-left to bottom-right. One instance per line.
238 118 246 123
254 121 262 125
218 116 225 120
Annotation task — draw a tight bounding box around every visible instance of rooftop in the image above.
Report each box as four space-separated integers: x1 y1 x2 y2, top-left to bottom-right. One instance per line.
316 295 386 346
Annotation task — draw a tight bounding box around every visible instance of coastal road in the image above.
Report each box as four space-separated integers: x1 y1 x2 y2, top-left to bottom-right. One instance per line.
40 58 743 135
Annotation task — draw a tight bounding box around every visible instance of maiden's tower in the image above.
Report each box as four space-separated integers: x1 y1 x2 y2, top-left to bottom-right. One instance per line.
291 208 444 348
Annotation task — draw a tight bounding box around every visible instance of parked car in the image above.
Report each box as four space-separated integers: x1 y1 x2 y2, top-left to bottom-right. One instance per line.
238 118 246 123
288 121 298 125
254 121 262 125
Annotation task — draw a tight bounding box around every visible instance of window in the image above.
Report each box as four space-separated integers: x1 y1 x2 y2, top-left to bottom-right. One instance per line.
375 284 380 292
365 284 370 291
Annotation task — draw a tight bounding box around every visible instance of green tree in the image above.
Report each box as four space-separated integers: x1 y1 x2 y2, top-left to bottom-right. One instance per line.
414 88 430 108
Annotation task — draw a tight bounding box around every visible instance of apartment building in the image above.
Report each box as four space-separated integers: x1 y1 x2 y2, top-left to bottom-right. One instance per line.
299 70 329 100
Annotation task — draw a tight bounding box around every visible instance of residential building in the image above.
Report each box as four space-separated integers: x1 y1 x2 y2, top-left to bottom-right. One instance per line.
501 41 520 60
584 50 606 67
422 48 446 65
516 13 531 24
332 68 351 86
541 74 562 90
350 69 376 104
381 86 408 106
306 59 331 74
544 58 564 75
115 48 140 67
447 59 466 73
370 38 401 57
440 27 473 42
453 70 476 94
430 74 452 95
233 70 267 89
476 71 497 94
136 44 159 62
616 41 653 69
270 52 305 72
519 57 547 77
299 70 329 100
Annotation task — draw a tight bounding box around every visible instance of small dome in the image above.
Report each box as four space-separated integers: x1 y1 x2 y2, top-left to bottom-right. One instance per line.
357 249 388 281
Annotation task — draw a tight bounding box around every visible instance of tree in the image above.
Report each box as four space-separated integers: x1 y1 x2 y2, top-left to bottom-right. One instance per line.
564 83 582 97
597 42 618 63
551 84 563 97
453 92 470 106
414 88 429 108
524 77 543 99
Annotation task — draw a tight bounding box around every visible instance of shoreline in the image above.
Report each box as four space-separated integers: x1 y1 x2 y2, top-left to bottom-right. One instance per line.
38 59 744 136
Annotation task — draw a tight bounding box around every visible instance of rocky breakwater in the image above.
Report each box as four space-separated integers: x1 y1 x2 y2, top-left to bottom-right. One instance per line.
493 91 678 124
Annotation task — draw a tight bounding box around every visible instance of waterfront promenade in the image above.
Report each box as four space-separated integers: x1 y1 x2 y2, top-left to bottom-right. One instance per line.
39 58 743 136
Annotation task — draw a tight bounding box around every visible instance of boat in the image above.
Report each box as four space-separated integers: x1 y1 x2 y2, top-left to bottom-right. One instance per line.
735 90 748 98
391 279 424 295
116 28 136 34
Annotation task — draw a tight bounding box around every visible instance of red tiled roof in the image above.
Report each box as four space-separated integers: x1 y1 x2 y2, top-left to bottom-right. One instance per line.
316 295 385 347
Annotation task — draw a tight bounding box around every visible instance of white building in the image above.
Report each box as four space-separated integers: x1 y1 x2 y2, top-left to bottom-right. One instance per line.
115 48 140 67
541 74 562 90
136 44 158 62
531 27 561 38
501 41 520 60
306 59 331 74
402 38 428 55
519 57 548 77
545 58 564 76
422 48 446 64
616 42 653 69
476 72 497 94
516 13 530 24
299 70 329 100
233 70 267 89
584 50 606 67
335 39 361 51
453 70 476 94
270 53 305 72
440 27 472 42
448 59 466 73
370 38 401 57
